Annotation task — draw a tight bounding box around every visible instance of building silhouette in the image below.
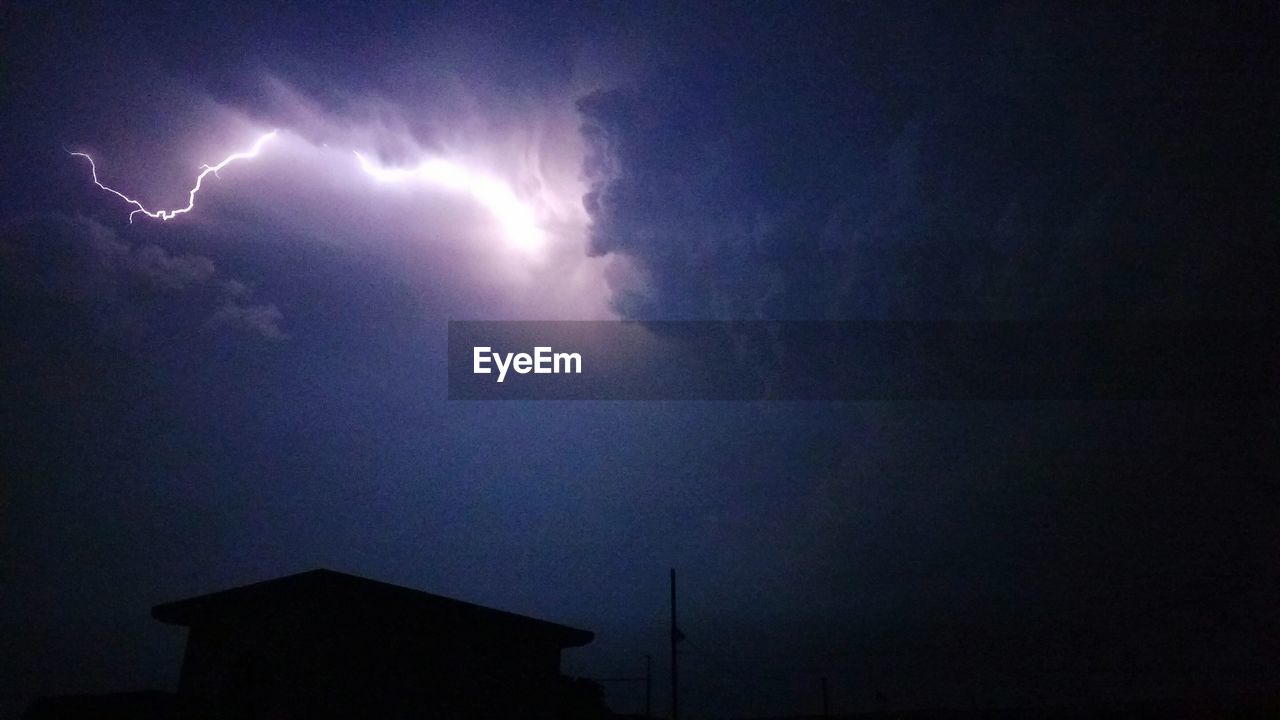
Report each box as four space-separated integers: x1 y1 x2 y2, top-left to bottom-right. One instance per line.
25 569 597 720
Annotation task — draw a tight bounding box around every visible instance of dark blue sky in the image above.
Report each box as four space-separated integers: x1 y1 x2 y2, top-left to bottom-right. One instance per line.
1 2 1275 717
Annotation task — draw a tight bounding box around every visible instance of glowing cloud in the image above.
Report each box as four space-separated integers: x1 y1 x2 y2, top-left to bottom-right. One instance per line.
69 130 279 223
353 151 543 250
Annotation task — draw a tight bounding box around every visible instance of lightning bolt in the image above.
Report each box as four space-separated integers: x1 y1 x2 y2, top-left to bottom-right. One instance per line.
69 128 544 251
69 130 278 222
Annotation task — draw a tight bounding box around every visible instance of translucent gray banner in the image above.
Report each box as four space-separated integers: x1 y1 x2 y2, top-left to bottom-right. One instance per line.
447 321 1271 401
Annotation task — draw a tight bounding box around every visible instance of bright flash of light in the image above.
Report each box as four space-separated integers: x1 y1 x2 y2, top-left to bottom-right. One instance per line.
353 151 544 250
69 130 279 222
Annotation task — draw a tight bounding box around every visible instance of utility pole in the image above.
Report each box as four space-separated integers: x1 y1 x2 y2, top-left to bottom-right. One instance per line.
821 676 830 717
670 568 679 720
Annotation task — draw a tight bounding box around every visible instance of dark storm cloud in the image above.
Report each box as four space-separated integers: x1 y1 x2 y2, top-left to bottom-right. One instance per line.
0 214 283 341
578 4 1271 323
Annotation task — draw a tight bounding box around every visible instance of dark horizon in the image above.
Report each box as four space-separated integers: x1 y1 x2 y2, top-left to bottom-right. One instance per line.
1 2 1275 718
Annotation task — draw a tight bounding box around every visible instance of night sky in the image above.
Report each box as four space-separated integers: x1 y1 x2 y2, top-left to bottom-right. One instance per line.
1 2 1276 717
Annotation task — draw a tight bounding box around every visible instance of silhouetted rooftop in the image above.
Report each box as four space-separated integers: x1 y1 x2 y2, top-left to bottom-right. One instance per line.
151 568 593 647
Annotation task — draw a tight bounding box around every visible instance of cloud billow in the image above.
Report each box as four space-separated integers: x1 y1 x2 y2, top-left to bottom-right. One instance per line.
576 10 1269 325
0 214 284 342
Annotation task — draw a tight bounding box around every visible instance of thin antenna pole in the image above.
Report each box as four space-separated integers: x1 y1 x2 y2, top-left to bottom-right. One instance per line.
645 654 652 719
670 568 679 720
